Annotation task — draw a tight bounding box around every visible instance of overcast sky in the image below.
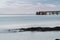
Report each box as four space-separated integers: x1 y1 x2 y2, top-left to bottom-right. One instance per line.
0 0 60 14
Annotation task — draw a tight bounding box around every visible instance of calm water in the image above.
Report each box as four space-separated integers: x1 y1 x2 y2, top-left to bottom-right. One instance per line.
0 15 60 29
0 15 60 40
0 32 60 40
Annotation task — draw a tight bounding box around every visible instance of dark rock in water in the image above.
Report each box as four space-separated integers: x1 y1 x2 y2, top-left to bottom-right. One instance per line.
7 26 60 32
55 39 60 40
19 26 60 32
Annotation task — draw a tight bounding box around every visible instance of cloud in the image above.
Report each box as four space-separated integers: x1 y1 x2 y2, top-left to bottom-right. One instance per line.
5 4 60 14
0 0 60 14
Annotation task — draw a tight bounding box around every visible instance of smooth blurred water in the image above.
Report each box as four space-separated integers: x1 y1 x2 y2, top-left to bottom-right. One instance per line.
0 15 60 40
0 32 60 40
0 15 60 29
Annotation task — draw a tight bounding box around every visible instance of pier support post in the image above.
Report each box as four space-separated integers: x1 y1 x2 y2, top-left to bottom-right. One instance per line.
36 11 60 15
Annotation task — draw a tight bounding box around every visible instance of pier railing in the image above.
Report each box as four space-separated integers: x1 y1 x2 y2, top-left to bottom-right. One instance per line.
36 11 60 15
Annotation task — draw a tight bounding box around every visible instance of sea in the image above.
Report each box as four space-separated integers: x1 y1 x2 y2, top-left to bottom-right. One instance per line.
0 15 60 40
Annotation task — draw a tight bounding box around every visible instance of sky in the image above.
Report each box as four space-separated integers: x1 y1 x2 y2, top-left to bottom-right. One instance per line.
0 0 60 14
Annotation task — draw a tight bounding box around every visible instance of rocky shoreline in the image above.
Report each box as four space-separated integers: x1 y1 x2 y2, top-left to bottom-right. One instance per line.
8 26 60 32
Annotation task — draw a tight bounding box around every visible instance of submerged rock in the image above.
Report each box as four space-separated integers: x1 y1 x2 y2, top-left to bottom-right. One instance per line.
55 39 60 40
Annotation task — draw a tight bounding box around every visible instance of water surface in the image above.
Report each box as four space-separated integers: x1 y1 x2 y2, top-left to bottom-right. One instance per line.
0 15 60 29
0 15 60 40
